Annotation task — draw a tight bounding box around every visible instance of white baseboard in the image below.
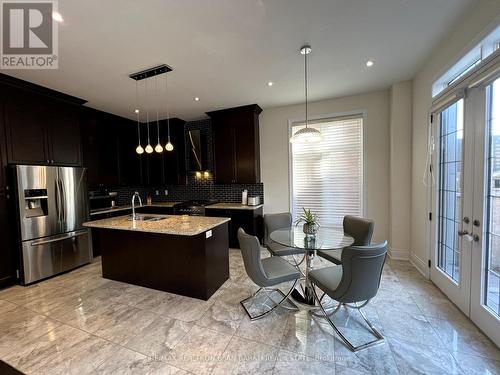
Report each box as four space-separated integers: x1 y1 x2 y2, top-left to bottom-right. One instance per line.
388 247 410 260
410 252 429 279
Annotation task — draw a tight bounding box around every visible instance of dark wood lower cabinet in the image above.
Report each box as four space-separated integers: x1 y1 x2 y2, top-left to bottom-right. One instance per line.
89 206 175 256
89 210 132 257
205 207 263 248
97 223 229 300
0 194 17 288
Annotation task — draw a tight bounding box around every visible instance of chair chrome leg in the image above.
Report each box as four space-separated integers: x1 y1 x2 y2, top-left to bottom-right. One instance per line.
240 280 299 321
262 288 297 311
310 285 384 352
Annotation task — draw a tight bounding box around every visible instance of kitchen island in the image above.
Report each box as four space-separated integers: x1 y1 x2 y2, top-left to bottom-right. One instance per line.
83 214 230 300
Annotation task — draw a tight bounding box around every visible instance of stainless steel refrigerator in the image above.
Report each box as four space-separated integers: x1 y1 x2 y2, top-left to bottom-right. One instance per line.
13 165 92 284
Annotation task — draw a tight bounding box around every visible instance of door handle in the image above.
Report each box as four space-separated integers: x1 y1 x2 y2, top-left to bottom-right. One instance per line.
59 178 66 224
458 230 473 242
55 179 61 223
31 230 88 246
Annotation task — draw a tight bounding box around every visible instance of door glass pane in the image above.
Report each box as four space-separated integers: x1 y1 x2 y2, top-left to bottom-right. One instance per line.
484 77 500 317
438 99 464 282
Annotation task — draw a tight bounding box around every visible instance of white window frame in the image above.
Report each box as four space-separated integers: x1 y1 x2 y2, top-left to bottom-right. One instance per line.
432 21 500 98
287 110 367 226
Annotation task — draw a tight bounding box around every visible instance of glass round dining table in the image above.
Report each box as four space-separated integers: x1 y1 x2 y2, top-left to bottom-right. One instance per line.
270 227 354 307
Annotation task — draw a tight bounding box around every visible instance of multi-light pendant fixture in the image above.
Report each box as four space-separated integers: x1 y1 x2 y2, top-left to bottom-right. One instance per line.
130 64 174 154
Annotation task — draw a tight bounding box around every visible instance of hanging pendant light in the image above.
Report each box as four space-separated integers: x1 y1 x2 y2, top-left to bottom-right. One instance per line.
134 81 144 154
290 45 323 144
144 79 154 154
154 74 164 153
164 72 174 152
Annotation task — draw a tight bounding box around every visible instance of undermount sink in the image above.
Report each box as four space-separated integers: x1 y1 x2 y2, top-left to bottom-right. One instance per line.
128 215 166 222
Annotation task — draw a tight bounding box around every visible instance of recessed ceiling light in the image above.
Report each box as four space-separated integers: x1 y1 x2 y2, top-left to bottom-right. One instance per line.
194 97 200 101
366 60 374 67
267 81 274 86
52 11 63 23
134 109 139 113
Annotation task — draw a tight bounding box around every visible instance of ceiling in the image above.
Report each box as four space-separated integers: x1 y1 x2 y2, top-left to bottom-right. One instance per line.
5 0 475 121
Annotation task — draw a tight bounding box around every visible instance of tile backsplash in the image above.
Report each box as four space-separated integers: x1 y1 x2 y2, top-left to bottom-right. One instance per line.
112 119 263 206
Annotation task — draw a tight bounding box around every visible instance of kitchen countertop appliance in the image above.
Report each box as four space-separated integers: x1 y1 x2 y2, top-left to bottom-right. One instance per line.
13 165 92 284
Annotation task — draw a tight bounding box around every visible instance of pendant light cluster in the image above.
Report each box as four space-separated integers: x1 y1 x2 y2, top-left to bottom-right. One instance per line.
130 64 174 154
290 45 323 144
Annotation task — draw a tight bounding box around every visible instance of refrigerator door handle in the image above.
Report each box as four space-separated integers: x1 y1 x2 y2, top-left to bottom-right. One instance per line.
31 230 88 246
55 178 61 223
59 178 66 224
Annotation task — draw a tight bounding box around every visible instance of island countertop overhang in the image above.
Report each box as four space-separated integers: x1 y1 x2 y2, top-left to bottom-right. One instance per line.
83 214 231 236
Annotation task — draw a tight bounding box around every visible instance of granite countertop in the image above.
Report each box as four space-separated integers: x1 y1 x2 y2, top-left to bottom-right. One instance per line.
207 203 263 210
83 214 230 236
89 202 180 216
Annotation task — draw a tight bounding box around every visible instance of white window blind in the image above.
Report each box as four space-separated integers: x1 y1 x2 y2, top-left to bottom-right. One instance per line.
290 116 363 228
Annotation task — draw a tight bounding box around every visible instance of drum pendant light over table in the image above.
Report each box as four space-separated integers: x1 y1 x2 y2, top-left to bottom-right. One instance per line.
290 45 323 144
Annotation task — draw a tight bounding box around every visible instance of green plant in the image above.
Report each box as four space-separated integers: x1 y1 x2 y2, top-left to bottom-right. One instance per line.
294 208 320 227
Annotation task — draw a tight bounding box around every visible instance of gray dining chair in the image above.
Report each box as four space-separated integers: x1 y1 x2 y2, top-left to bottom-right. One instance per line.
238 228 300 320
310 241 387 352
264 213 305 266
318 215 374 265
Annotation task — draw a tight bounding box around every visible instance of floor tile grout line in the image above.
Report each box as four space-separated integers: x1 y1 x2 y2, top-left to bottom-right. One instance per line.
2 256 499 374
40 307 191 374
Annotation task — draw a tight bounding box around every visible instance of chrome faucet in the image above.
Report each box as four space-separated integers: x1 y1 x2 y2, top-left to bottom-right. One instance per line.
131 191 142 220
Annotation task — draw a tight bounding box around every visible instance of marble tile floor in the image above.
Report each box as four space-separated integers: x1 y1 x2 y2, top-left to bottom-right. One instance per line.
0 250 499 374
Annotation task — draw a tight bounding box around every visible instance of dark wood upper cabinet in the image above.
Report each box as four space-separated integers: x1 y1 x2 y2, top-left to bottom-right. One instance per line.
82 108 121 187
212 118 235 184
207 104 262 184
117 120 145 186
1 75 85 167
4 89 49 164
46 98 82 166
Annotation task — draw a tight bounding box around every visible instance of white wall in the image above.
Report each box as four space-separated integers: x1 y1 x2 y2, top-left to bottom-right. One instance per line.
411 0 500 276
260 90 390 243
389 81 412 260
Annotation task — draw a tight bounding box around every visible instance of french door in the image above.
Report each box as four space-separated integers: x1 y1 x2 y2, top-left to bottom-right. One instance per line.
431 70 500 346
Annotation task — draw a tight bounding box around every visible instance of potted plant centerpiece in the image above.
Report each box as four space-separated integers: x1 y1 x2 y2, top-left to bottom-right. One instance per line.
295 208 320 237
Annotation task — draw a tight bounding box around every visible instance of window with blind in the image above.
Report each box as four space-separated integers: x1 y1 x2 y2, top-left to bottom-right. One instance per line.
290 115 364 228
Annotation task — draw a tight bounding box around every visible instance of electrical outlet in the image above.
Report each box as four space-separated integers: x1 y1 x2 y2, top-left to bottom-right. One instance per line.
155 190 159 195
164 190 168 195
